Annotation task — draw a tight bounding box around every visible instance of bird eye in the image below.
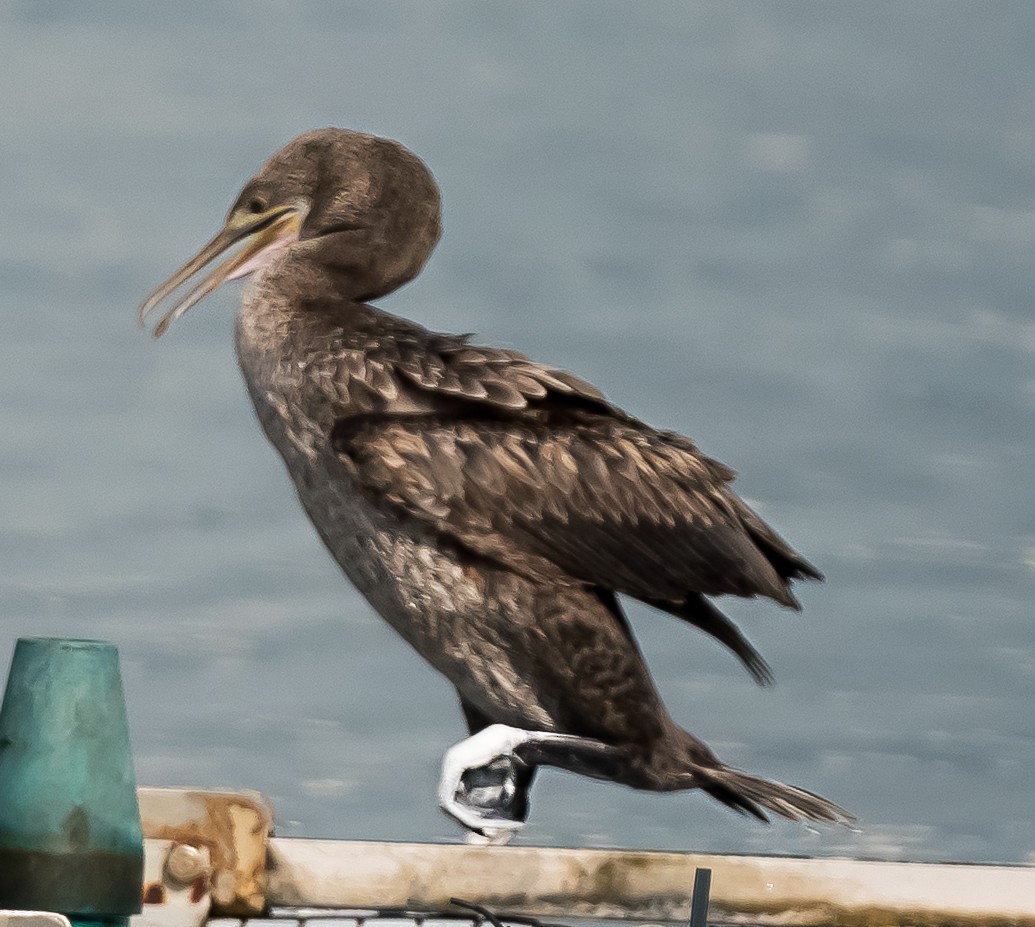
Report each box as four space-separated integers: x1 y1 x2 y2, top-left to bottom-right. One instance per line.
246 197 267 214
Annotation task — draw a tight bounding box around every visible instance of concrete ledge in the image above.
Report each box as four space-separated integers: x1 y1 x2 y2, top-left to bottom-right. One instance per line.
0 915 71 927
266 838 1035 926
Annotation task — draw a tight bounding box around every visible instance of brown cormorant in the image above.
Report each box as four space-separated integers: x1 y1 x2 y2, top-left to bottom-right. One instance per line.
140 128 851 840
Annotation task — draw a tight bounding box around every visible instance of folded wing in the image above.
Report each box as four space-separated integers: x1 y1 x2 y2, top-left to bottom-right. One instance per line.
330 316 821 683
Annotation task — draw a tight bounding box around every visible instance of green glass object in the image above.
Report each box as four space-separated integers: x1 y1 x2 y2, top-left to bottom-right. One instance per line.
0 638 143 921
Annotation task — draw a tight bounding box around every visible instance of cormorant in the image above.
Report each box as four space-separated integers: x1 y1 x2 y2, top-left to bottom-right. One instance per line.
140 128 850 840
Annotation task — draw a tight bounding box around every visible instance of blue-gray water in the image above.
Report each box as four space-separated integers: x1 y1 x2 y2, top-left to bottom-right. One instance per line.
1 2 1032 863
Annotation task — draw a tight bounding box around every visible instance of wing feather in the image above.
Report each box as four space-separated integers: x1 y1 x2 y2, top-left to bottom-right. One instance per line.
337 413 801 608
328 309 820 679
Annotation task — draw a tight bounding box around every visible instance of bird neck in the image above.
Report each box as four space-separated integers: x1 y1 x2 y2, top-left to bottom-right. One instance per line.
237 252 375 374
251 248 377 310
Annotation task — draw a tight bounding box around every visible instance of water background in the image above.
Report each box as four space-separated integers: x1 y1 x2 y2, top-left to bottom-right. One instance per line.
1 2 1033 863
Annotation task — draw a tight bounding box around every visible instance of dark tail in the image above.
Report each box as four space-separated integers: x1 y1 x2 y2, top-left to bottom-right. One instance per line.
699 765 854 825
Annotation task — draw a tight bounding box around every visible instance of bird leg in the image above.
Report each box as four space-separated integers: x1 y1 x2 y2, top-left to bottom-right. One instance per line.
438 723 623 843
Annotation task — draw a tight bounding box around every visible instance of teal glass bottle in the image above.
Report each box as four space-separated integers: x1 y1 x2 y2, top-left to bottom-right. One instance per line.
0 638 143 925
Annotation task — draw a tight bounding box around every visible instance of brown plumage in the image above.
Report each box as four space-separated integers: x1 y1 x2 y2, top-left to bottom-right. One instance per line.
140 128 850 828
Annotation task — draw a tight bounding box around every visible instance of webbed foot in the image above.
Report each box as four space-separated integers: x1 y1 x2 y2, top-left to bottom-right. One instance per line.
437 723 622 842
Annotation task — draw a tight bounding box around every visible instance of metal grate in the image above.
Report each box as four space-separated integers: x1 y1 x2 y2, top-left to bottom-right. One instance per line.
233 908 661 927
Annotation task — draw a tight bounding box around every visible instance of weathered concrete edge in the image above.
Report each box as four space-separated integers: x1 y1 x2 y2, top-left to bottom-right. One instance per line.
266 838 1035 926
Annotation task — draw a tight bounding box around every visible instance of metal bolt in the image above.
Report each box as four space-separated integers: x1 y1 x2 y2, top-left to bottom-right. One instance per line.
164 843 209 884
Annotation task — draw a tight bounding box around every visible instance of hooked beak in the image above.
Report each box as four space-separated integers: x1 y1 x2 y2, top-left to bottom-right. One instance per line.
139 206 302 337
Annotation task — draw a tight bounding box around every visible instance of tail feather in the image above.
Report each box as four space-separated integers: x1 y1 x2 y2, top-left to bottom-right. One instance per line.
699 765 854 825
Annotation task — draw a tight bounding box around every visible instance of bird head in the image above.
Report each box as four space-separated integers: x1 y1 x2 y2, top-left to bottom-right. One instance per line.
139 128 442 336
